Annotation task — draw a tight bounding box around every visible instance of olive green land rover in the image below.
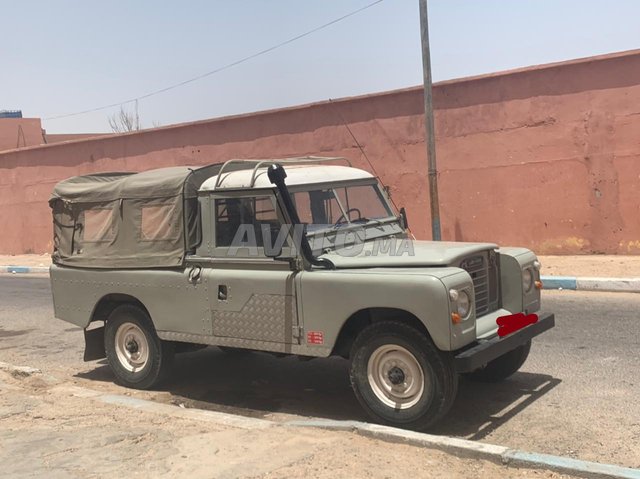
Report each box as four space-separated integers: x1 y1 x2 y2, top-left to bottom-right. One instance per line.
49 157 554 430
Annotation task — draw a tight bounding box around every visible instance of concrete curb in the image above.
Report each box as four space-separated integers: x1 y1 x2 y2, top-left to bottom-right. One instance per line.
541 275 640 293
2 361 638 479
288 419 640 479
55 385 274 430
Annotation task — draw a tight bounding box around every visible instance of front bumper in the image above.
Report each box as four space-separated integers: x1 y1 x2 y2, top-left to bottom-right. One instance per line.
454 312 555 373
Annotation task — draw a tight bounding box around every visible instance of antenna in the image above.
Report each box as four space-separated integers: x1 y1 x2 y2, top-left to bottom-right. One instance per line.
328 99 381 180
328 99 415 238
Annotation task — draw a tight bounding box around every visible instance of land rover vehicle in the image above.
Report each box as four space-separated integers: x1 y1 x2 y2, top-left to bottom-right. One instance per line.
49 157 554 430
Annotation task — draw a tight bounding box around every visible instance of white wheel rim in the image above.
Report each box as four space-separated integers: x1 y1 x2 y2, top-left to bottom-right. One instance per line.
114 323 149 373
367 344 426 410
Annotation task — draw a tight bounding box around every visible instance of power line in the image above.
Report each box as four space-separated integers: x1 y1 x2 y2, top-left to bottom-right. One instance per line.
45 0 385 121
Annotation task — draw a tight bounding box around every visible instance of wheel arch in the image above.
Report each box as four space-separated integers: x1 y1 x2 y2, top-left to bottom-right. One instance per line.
90 293 151 325
82 294 151 362
331 307 432 359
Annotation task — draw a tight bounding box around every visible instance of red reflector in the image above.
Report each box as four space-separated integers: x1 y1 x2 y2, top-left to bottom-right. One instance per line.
307 331 324 345
496 313 538 337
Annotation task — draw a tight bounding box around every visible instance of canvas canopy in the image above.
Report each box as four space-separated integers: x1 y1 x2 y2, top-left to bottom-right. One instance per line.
49 164 223 268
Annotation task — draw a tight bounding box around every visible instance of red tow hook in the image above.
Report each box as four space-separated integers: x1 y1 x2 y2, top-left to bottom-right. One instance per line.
497 313 539 337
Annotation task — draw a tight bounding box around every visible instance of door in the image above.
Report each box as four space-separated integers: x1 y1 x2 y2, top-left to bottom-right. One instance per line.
207 193 300 344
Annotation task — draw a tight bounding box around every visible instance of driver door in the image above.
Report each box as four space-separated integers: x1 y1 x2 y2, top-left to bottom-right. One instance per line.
206 193 300 345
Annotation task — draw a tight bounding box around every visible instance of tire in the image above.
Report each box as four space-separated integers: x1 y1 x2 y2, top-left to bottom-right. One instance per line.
349 321 458 431
104 304 174 390
466 340 531 382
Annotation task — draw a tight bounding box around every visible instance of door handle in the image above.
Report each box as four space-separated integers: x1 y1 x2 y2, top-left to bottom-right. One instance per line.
188 266 202 283
218 285 228 301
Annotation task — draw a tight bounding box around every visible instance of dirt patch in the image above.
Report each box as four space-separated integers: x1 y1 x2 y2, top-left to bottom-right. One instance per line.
0 370 573 479
539 255 640 277
0 327 33 338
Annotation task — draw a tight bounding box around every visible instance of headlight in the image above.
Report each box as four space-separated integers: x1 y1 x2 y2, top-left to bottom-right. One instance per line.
522 268 533 292
457 290 471 318
449 288 472 323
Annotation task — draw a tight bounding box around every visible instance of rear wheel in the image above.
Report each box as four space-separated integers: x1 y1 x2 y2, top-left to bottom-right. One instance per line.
349 321 458 431
104 304 174 389
466 340 531 382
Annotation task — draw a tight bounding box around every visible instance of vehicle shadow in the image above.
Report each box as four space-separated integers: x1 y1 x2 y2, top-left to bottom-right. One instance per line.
76 347 560 436
431 372 561 439
76 348 366 421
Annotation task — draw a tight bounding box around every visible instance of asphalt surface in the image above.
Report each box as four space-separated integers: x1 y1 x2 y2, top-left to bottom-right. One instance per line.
1 276 639 468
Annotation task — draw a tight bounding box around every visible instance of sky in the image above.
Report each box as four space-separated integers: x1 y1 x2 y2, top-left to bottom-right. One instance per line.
2 0 640 134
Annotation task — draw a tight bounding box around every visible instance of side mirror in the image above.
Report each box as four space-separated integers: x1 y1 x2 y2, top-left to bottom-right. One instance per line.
399 207 409 230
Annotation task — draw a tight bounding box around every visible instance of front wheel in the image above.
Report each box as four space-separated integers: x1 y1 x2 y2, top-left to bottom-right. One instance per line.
104 304 174 389
349 321 458 431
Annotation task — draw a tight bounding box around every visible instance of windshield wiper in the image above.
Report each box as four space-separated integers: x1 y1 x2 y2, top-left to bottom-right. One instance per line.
330 221 350 230
353 217 383 225
329 217 388 231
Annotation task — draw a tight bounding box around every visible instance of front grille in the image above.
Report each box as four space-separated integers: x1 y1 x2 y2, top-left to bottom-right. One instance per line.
460 252 500 316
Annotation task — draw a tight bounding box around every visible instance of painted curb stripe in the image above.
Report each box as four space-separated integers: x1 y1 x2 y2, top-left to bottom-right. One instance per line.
575 277 640 293
353 422 510 458
504 450 640 479
541 276 577 290
541 275 640 293
289 418 640 479
5 364 640 478
6 266 31 273
55 386 273 430
4 266 49 274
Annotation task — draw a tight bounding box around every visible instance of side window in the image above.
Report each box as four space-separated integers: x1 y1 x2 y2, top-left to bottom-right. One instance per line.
81 208 116 243
292 190 341 228
335 185 391 219
215 196 283 249
140 203 180 241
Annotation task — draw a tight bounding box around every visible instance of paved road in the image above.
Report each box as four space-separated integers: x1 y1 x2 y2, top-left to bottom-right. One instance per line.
1 276 638 468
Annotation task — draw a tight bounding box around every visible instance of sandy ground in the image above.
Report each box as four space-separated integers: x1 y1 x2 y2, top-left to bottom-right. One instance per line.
0 368 570 479
0 254 51 268
538 255 640 277
3 253 640 278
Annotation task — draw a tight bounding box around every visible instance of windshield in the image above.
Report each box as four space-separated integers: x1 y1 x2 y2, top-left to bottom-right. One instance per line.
292 183 394 233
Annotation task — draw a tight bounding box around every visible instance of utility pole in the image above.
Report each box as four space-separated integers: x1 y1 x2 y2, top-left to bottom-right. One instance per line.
419 0 441 240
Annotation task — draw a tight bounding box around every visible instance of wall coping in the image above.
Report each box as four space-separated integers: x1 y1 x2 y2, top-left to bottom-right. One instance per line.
2 48 639 158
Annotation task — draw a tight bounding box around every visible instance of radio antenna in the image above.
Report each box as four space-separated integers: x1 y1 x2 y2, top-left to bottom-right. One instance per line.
328 98 414 237
329 99 381 179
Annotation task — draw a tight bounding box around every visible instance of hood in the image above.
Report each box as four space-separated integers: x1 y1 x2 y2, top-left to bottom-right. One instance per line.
320 240 498 269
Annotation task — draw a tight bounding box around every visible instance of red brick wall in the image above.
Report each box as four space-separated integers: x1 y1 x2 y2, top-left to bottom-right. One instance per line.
2 50 640 255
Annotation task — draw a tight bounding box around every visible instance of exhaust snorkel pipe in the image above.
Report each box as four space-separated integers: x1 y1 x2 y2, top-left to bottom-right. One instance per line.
267 164 334 270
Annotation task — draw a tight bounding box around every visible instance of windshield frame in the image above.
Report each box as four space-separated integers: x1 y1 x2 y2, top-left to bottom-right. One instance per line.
288 178 400 238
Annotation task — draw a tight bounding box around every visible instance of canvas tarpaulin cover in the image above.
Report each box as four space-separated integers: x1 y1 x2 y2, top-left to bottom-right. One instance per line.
49 165 222 268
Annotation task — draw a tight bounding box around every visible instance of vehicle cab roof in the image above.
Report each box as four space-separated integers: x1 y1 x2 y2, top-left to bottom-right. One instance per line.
199 164 374 192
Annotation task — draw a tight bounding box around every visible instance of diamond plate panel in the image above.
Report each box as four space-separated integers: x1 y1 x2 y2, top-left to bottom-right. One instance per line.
213 294 296 343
